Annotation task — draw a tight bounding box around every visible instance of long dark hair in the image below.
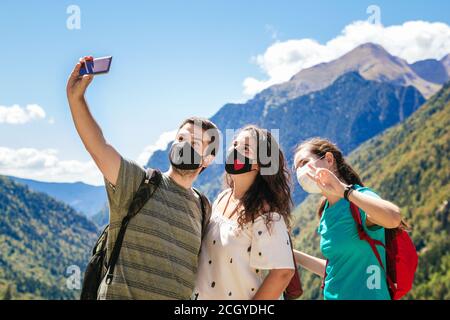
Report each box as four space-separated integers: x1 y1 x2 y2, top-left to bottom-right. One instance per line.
295 138 364 218
224 125 293 229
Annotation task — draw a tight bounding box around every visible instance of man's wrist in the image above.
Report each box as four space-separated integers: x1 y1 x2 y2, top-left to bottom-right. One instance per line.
68 94 86 106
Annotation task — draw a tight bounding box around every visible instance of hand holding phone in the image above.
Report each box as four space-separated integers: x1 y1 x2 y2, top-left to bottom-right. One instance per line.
79 56 113 76
67 56 110 101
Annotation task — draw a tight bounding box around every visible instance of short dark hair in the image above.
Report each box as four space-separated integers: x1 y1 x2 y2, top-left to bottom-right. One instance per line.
178 117 219 156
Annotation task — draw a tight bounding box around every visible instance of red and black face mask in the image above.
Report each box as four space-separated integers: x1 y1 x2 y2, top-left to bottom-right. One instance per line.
225 148 256 175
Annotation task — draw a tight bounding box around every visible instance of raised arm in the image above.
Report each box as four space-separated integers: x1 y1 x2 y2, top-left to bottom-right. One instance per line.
307 163 402 229
66 57 121 185
346 190 402 228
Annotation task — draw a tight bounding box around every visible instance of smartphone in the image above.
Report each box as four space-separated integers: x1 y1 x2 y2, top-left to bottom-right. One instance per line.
79 56 113 76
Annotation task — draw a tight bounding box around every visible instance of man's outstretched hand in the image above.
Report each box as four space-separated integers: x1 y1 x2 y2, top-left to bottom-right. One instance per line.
66 56 121 187
67 57 94 101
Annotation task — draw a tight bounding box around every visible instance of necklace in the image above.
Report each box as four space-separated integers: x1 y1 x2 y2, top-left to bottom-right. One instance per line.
222 191 241 220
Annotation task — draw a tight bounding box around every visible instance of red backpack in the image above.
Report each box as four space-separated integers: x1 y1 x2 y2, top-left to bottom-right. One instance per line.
349 202 418 300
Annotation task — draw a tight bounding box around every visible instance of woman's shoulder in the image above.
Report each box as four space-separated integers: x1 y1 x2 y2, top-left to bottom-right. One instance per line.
215 188 232 202
212 188 232 209
252 212 290 240
217 188 232 197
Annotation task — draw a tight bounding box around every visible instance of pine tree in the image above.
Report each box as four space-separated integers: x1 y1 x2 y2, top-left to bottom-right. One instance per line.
2 284 14 300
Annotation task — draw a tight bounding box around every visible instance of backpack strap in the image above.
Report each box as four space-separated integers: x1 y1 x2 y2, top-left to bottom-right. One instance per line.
349 202 386 263
284 233 303 299
192 187 211 240
349 202 397 293
105 169 162 285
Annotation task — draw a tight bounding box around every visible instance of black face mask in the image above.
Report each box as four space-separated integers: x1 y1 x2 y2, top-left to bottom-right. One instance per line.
225 149 255 175
169 141 203 171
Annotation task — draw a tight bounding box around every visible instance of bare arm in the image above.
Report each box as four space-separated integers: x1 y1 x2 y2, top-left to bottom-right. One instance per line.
347 190 402 228
66 58 121 185
307 163 402 229
293 249 326 277
252 269 295 300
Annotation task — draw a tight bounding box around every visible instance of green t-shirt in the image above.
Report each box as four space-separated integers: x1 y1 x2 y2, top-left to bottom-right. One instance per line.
97 156 210 300
319 185 391 300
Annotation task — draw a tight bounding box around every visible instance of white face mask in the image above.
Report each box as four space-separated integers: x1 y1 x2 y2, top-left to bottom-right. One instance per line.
296 155 325 194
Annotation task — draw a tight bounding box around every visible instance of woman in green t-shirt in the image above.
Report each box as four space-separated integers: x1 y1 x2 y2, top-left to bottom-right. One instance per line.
292 137 404 300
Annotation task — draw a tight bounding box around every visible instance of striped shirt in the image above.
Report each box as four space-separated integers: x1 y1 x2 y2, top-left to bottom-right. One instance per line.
97 156 208 300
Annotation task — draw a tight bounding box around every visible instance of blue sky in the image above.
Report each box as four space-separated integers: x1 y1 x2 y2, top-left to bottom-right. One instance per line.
0 0 449 185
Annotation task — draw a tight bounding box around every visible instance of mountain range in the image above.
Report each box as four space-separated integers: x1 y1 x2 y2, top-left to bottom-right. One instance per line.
256 43 448 108
6 176 106 219
147 43 441 205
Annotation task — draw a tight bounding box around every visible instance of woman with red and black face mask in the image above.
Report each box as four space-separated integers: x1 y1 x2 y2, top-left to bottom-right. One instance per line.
192 125 296 300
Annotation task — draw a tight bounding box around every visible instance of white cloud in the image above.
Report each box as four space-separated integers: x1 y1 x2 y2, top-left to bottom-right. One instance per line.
0 129 177 186
0 104 46 124
136 130 177 166
244 20 450 96
0 147 103 186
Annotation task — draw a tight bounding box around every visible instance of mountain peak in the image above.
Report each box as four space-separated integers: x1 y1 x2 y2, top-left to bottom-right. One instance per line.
411 58 449 85
286 42 401 87
441 53 450 73
342 42 396 63
352 42 389 54
259 43 441 104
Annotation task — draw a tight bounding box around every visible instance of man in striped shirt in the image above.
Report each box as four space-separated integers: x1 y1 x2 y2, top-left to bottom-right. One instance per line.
67 58 219 299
